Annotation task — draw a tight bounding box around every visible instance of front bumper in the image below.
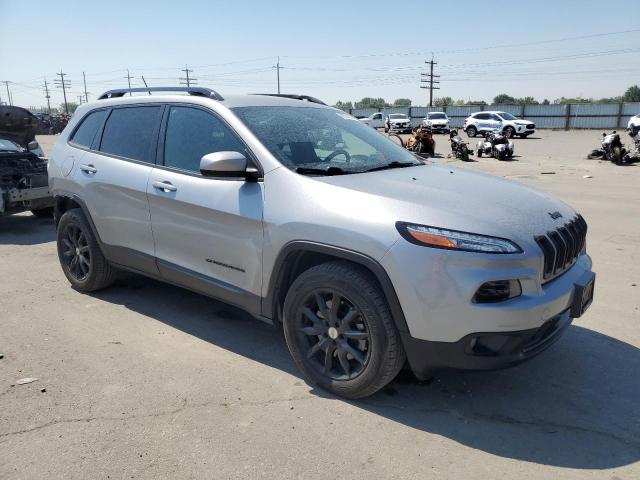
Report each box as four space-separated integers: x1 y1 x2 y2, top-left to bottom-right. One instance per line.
401 309 572 379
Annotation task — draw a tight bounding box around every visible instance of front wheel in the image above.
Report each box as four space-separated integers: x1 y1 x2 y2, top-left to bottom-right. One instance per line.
466 126 477 138
613 146 623 165
461 149 470 162
57 208 116 292
283 261 406 399
503 126 515 138
477 150 482 157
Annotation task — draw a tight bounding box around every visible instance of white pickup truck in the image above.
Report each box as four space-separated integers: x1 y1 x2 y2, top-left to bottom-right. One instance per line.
358 112 386 129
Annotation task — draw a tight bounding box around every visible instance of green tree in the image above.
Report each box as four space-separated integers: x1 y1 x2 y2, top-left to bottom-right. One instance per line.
542 99 550 105
354 97 387 109
334 100 353 111
623 85 640 102
434 96 453 107
493 94 516 104
515 96 538 105
392 98 411 107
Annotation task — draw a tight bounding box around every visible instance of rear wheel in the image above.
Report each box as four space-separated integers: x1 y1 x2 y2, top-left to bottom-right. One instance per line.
477 149 482 157
461 148 470 162
466 126 477 138
283 261 405 399
56 208 116 292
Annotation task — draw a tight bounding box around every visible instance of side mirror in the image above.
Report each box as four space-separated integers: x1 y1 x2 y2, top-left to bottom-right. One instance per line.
200 151 258 180
27 140 39 151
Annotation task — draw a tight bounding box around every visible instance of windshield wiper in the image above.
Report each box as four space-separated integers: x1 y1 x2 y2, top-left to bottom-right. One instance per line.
363 161 422 173
295 166 351 176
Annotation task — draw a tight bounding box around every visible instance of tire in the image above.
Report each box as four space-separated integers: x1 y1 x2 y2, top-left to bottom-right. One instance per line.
461 149 470 162
466 126 477 138
387 134 404 148
477 150 482 158
31 207 54 218
503 126 515 138
497 150 507 161
56 208 116 292
613 146 623 165
283 261 406 399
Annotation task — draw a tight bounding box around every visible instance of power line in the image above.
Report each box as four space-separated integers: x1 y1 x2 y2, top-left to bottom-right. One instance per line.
179 65 197 87
420 55 440 107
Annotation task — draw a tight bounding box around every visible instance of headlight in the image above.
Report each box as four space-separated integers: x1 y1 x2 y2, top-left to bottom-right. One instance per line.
396 222 522 254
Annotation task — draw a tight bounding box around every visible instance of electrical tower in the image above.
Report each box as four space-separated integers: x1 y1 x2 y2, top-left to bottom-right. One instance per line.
54 70 71 115
1 81 12 106
179 65 197 87
43 78 51 113
420 55 440 107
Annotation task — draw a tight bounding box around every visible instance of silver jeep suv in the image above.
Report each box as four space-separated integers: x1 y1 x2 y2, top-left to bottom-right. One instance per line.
49 87 595 398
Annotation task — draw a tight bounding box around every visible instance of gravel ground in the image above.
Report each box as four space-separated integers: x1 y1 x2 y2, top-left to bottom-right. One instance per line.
0 130 638 479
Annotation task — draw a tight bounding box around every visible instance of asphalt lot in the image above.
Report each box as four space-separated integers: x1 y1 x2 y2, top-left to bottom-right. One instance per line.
1 130 639 479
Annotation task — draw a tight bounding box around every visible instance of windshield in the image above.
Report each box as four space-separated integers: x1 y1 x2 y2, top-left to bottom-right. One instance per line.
0 139 21 152
497 112 517 120
388 114 408 119
428 113 447 119
232 106 421 174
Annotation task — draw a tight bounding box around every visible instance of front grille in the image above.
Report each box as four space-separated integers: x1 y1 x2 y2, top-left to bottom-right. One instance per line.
527 124 535 129
535 215 587 281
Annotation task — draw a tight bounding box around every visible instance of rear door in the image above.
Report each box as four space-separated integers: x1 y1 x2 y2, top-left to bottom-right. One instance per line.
147 105 263 310
72 104 163 273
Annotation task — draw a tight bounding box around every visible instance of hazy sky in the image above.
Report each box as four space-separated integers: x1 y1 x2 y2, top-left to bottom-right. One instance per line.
1 0 639 109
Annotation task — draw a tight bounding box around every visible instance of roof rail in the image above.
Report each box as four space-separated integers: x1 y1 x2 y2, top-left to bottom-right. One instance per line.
97 87 224 101
252 93 326 105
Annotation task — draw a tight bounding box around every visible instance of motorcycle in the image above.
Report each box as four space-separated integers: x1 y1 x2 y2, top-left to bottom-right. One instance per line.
476 131 514 160
449 129 472 161
622 126 640 164
587 131 627 164
405 125 435 157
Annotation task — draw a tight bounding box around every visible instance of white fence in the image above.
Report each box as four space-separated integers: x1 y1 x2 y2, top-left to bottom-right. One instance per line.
346 103 640 129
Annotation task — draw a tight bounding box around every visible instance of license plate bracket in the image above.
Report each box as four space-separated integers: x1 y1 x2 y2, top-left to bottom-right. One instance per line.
570 272 595 318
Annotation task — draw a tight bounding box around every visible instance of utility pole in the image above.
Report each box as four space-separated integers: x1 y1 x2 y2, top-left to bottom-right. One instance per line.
2 81 12 106
179 65 197 87
83 71 89 103
273 56 281 94
124 69 133 95
43 78 51 113
420 54 440 107
77 95 84 105
54 70 71 115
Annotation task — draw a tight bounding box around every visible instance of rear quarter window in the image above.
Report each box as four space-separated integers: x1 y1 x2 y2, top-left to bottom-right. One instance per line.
99 106 163 162
70 109 108 148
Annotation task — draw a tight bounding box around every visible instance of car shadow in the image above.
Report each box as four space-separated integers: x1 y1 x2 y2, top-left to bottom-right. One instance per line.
91 274 640 470
0 213 55 245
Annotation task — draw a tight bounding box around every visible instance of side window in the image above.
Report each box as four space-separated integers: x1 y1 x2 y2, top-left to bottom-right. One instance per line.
70 110 108 148
491 114 501 121
373 113 382 120
164 106 245 173
475 113 489 120
100 106 162 162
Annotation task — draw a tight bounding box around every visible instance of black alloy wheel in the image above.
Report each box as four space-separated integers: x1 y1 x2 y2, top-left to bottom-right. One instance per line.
295 289 370 380
60 223 92 281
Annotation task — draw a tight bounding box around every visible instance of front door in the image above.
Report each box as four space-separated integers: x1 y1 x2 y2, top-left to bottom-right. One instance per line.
147 105 264 311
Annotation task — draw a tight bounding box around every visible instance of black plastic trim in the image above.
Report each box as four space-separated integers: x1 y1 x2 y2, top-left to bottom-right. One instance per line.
263 241 410 333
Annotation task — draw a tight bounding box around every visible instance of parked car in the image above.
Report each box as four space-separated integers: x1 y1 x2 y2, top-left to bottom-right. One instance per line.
422 112 450 133
49 87 595 399
464 111 535 138
0 138 53 217
384 113 412 133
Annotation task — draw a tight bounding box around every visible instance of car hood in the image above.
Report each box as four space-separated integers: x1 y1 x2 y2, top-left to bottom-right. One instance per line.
316 163 575 243
389 118 409 123
429 119 449 124
513 120 532 125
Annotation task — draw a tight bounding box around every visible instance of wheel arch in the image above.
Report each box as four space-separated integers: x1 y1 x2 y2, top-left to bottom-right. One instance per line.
263 241 410 334
54 193 103 246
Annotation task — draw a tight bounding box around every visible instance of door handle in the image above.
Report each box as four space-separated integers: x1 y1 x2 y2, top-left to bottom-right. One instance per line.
152 180 177 192
79 164 97 174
